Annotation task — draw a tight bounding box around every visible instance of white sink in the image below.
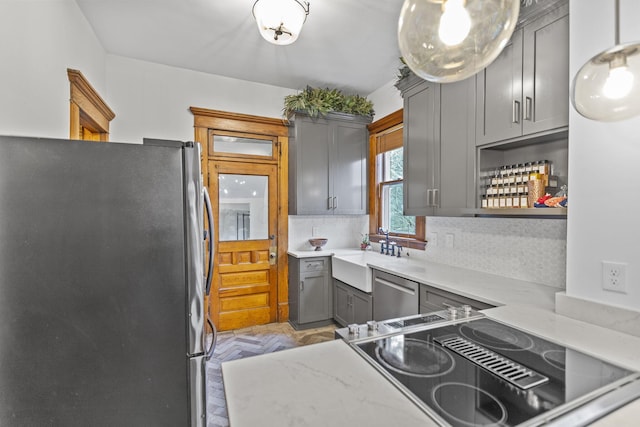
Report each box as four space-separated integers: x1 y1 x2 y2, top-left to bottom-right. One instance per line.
331 253 372 293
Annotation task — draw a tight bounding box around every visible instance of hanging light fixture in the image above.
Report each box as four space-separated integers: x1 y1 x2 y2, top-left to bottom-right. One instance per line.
572 0 640 121
252 0 310 46
398 0 520 83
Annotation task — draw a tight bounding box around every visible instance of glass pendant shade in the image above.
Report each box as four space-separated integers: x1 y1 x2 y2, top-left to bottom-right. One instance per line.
252 0 309 46
571 0 640 122
398 0 520 83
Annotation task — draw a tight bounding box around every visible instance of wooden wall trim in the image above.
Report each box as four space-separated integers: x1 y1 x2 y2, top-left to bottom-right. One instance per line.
367 109 403 134
67 69 115 127
190 107 289 137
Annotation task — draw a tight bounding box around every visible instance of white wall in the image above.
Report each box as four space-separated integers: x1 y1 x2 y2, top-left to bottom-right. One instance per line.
0 0 106 139
368 78 403 120
105 55 296 144
566 0 640 311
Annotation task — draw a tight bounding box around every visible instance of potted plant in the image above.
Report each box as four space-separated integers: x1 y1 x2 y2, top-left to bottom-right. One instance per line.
283 86 374 119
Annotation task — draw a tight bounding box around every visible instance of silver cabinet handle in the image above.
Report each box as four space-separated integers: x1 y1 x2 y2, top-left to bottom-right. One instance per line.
432 188 439 207
374 277 416 295
328 197 333 209
512 100 521 124
300 280 304 291
525 96 533 121
333 196 337 209
426 189 432 206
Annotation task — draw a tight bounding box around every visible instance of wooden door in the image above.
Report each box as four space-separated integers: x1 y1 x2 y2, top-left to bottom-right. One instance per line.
209 161 279 331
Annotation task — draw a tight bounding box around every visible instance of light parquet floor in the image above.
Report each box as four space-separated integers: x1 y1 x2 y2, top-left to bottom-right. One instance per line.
206 322 337 427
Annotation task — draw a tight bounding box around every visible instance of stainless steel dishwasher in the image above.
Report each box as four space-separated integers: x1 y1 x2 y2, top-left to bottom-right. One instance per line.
372 269 419 321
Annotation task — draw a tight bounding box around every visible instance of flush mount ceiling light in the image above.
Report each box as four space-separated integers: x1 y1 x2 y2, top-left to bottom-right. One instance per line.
398 0 520 83
572 0 640 122
252 0 310 46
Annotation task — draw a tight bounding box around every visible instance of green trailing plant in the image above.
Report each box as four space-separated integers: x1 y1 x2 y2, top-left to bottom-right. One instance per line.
283 86 374 118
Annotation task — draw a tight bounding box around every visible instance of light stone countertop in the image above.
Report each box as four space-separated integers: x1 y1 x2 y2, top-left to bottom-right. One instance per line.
222 339 439 427
222 249 640 426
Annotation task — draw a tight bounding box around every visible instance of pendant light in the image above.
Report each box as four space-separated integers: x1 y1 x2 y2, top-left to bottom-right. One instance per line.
252 0 310 46
397 0 520 83
572 0 640 122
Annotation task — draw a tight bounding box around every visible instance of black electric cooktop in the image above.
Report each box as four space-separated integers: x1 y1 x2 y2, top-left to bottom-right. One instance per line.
353 317 639 426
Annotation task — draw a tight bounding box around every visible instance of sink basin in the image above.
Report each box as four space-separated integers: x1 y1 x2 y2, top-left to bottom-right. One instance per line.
332 254 372 293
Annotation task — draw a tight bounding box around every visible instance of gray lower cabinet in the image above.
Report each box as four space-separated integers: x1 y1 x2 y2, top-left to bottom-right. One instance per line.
288 256 333 330
419 283 494 313
476 3 569 145
333 279 373 327
397 73 476 217
288 112 370 215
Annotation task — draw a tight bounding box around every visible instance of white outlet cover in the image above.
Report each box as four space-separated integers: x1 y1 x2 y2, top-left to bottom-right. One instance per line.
602 261 627 293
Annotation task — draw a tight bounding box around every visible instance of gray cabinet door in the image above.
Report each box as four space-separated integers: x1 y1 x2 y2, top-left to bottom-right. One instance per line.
333 280 350 326
403 80 439 216
293 117 332 214
289 113 369 215
437 78 476 215
352 290 373 325
299 271 330 324
476 29 524 145
331 121 367 214
522 4 569 135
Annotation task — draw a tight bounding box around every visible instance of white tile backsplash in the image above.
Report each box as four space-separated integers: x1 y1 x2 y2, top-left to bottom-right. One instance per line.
288 215 567 289
407 217 567 289
288 215 369 251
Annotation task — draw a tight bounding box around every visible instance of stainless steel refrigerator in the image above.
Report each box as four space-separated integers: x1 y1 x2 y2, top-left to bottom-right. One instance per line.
0 135 215 426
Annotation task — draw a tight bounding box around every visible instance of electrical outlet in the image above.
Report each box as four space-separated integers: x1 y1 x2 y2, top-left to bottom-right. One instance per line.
602 261 627 293
312 226 319 237
445 233 454 249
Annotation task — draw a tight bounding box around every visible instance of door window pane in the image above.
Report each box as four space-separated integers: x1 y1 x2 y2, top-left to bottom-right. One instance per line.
218 174 268 241
213 135 273 157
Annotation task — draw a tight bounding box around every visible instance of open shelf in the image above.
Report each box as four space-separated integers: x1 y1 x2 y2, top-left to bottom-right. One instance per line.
463 208 567 218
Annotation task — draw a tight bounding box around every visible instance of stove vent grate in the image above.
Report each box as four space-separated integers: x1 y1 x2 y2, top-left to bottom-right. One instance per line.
435 335 548 390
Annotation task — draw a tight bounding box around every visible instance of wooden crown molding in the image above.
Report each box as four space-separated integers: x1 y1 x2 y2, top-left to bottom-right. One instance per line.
67 69 115 123
367 109 403 134
190 107 288 137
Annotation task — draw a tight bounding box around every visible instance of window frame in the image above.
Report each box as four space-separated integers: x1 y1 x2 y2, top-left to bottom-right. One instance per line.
367 110 426 250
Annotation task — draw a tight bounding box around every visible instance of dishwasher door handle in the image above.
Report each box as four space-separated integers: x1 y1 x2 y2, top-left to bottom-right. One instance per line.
375 277 416 295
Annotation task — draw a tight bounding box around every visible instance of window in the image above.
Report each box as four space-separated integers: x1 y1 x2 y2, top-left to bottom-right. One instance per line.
379 147 416 235
368 110 425 249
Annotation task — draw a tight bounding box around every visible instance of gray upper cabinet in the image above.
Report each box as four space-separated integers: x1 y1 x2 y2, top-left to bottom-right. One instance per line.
439 77 477 216
398 73 475 217
476 3 569 145
289 112 370 215
400 75 440 216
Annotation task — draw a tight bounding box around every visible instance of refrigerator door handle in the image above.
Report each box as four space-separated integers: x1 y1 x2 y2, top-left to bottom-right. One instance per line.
203 186 214 296
206 316 217 361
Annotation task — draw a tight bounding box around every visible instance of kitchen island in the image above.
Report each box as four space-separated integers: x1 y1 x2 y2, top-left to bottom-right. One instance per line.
223 252 640 426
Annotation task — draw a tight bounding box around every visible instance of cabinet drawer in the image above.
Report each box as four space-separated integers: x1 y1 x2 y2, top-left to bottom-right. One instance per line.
301 257 329 273
420 284 494 311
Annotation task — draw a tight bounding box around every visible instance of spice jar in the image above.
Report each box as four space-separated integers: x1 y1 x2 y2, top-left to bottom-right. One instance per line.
527 173 545 207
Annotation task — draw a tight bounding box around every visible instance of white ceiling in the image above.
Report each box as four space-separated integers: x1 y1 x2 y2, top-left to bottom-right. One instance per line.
75 0 406 95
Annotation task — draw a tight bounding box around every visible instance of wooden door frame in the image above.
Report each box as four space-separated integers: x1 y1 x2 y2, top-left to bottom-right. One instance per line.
190 107 290 323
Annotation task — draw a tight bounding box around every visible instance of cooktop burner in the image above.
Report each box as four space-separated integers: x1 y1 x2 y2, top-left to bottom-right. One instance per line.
432 382 507 427
352 316 639 426
375 337 454 378
541 349 566 371
459 319 534 351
